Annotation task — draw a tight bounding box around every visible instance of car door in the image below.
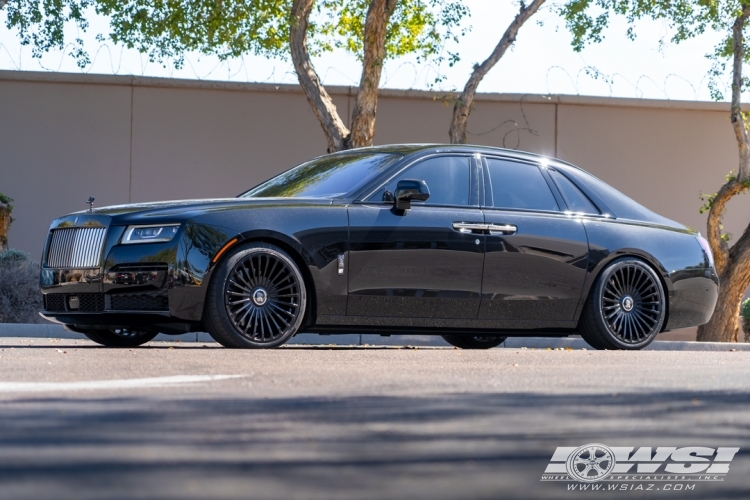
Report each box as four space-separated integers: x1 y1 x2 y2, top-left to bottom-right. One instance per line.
347 154 485 321
479 156 590 324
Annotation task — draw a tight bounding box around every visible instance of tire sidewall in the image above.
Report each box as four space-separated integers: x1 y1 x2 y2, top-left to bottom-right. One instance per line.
592 258 666 350
207 243 307 348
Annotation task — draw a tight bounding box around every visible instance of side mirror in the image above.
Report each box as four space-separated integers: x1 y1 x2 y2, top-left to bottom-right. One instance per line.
394 179 430 210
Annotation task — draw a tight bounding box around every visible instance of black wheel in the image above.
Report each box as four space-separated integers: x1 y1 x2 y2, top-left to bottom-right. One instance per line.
82 328 158 347
204 242 307 348
441 335 507 349
580 258 666 350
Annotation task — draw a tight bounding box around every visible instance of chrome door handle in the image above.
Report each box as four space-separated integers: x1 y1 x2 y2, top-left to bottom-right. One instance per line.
452 222 489 233
487 223 517 235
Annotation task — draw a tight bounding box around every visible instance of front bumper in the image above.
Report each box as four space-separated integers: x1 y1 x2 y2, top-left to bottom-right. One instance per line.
39 216 233 327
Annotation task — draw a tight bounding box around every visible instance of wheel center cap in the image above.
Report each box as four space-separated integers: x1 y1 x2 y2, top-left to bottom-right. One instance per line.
252 288 268 306
621 295 634 312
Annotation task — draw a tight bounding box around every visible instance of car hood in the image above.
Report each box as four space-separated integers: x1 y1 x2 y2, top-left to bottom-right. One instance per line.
52 197 338 227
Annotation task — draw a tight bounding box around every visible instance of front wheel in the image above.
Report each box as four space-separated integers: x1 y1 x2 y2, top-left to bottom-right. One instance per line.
204 242 307 348
82 328 158 347
441 335 507 349
579 258 666 350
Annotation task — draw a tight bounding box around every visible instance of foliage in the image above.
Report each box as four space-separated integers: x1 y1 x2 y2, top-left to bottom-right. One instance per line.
558 0 748 100
3 0 95 68
0 251 43 324
95 0 469 69
0 248 28 262
0 192 12 211
741 298 750 340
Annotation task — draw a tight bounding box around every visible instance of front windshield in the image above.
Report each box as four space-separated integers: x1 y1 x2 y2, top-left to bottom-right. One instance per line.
241 152 403 198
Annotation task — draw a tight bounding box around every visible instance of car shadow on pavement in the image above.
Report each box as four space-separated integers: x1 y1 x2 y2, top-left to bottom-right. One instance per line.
0 389 747 499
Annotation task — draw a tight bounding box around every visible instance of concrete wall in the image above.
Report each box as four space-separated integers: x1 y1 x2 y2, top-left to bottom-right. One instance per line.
2 70 748 265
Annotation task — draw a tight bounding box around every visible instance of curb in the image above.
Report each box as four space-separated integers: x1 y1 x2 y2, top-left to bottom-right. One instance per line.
1 323 748 351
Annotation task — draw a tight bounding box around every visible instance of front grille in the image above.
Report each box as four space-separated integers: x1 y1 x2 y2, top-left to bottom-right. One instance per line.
43 293 105 312
47 227 107 268
79 294 106 312
44 294 66 312
109 290 169 311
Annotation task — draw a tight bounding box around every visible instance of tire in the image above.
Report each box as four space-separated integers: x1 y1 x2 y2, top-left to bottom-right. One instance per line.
204 242 307 348
441 334 507 349
579 257 666 350
82 328 158 347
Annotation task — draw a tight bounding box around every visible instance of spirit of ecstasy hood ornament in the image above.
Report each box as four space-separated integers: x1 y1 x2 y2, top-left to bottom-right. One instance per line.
86 197 95 212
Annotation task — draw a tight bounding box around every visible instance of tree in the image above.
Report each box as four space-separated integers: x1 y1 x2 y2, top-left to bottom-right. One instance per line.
96 0 469 152
0 193 12 251
3 0 94 68
560 0 750 342
448 0 545 144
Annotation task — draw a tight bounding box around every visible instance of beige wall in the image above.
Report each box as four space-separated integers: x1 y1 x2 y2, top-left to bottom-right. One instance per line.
2 70 749 266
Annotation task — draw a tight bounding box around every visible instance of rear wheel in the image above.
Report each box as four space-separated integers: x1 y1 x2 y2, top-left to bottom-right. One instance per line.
579 258 666 350
441 335 506 349
204 242 307 348
82 328 158 347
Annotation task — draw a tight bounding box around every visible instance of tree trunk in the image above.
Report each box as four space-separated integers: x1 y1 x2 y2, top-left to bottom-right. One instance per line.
349 0 398 148
449 0 545 144
290 0 350 152
698 266 748 342
0 200 11 251
697 6 750 342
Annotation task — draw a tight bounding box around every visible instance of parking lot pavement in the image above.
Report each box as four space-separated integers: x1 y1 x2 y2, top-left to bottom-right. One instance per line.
1 337 750 499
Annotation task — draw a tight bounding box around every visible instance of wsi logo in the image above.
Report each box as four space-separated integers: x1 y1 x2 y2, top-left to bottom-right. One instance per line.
541 444 739 483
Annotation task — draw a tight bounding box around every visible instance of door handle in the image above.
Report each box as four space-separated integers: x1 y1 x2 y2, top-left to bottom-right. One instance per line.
487 223 517 235
452 222 488 233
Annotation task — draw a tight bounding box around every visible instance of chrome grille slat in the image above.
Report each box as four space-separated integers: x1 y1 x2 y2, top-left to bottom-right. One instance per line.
46 227 106 268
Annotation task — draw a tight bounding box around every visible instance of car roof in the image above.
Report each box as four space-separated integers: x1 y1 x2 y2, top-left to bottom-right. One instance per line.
335 143 576 168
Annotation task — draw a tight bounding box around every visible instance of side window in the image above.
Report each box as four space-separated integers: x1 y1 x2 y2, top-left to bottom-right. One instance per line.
379 156 472 206
486 158 559 211
548 169 599 214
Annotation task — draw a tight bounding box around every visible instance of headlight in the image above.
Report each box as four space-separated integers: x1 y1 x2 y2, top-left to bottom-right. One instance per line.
122 224 180 244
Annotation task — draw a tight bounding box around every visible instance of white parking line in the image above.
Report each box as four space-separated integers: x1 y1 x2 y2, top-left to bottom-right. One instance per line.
0 375 244 393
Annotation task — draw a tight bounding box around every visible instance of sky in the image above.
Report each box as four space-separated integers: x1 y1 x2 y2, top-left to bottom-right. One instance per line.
0 1 730 102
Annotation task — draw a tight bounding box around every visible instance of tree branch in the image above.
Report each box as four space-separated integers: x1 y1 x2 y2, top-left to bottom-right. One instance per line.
349 0 398 148
705 5 750 274
730 5 750 181
0 1 8 10
706 179 746 273
290 0 350 152
449 0 545 144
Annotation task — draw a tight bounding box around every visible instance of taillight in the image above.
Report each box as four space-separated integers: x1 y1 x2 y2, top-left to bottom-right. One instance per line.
696 233 715 267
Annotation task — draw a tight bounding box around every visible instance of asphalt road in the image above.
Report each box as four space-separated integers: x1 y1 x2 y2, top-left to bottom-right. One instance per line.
1 337 749 500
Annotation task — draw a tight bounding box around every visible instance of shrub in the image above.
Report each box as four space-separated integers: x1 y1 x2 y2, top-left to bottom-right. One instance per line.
742 299 750 343
0 248 29 263
0 250 43 324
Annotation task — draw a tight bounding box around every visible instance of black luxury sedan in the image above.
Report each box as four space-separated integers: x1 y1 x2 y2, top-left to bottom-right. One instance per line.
39 145 719 350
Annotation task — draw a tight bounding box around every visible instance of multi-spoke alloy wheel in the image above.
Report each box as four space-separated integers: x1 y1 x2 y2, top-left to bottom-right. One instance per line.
205 243 307 348
580 258 665 350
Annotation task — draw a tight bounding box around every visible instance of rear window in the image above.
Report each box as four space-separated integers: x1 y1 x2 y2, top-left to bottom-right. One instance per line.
562 167 673 223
